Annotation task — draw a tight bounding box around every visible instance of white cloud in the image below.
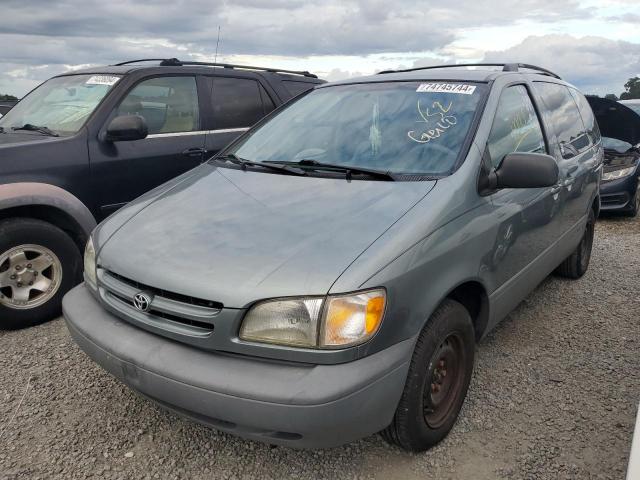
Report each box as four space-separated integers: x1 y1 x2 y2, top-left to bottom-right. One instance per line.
483 34 640 95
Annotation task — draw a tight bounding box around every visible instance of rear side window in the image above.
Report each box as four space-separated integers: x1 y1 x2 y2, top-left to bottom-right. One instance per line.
533 82 590 158
210 77 270 129
117 76 199 134
282 80 316 97
569 88 601 146
487 85 546 168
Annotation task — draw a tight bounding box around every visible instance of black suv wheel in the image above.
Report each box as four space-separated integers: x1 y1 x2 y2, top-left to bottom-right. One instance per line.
0 218 82 329
381 299 475 452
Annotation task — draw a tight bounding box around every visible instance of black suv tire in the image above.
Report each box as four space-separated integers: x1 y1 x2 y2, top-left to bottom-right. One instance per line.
0 218 82 329
381 299 475 452
555 208 595 279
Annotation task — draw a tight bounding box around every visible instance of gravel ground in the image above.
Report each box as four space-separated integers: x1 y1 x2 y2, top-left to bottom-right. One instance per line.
1 215 639 480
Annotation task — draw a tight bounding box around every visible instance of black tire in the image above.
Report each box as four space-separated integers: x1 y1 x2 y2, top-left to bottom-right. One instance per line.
555 208 595 279
624 191 639 217
0 218 82 329
381 299 475 452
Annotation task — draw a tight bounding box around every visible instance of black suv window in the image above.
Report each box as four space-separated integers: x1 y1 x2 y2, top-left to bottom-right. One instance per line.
487 85 546 168
282 80 316 97
569 88 601 146
211 77 270 130
533 82 590 158
117 76 199 135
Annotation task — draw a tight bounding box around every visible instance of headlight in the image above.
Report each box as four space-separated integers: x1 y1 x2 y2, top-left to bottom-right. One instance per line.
239 289 386 349
84 237 97 289
602 166 636 181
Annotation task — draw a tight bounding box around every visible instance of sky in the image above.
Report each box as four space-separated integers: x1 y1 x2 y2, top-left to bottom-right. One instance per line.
1 0 639 98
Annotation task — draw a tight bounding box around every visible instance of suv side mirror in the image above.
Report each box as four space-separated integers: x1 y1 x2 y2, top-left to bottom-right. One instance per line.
494 152 559 189
105 115 148 142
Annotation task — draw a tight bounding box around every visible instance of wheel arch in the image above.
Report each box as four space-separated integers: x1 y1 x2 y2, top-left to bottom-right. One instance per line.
442 280 490 341
0 183 96 252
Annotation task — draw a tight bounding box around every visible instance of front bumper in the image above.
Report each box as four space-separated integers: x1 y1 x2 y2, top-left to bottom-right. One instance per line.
600 174 639 211
62 285 413 448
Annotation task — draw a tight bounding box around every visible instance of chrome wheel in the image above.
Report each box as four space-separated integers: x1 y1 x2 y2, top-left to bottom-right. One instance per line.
0 244 62 310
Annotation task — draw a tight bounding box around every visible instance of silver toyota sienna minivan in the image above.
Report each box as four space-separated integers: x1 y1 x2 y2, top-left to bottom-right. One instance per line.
63 63 603 451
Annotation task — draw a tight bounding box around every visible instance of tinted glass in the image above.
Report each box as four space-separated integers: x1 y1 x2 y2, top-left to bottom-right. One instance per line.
283 80 316 97
0 74 119 136
230 81 486 175
211 77 265 129
487 85 546 168
534 82 590 157
117 76 199 134
569 88 601 145
623 103 640 116
259 84 275 114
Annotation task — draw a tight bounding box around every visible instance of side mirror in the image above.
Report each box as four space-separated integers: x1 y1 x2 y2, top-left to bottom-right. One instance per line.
494 152 559 189
105 115 148 142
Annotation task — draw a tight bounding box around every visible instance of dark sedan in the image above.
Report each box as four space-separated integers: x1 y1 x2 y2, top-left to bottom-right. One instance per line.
0 100 17 117
587 96 640 216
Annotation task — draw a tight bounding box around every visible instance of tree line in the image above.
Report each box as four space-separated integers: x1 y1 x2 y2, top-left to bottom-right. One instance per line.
604 77 639 101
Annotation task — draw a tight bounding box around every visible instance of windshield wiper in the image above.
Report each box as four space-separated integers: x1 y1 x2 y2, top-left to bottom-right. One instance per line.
11 124 59 137
272 159 396 181
213 154 307 176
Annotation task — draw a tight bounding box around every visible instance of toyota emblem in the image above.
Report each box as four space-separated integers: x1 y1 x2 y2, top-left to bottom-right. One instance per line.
133 292 152 312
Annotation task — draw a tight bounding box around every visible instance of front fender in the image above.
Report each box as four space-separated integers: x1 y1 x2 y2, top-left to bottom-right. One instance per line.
0 182 96 236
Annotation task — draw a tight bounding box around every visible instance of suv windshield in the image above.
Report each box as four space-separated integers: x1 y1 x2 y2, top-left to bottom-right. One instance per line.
229 81 486 176
0 74 120 136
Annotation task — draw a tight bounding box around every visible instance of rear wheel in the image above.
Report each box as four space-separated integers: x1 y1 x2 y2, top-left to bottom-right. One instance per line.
0 218 82 329
381 299 475 452
555 208 595 279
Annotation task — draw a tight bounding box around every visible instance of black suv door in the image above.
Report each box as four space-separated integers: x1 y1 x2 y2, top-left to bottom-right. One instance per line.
89 75 206 217
203 75 276 156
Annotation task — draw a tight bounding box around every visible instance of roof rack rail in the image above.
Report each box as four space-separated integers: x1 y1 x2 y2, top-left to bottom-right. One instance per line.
377 63 561 79
112 58 318 78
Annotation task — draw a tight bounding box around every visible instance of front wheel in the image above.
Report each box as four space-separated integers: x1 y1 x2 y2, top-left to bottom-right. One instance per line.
0 218 82 329
381 299 475 452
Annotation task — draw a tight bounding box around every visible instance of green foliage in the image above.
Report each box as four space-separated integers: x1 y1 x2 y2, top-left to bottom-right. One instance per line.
620 77 640 100
0 94 18 101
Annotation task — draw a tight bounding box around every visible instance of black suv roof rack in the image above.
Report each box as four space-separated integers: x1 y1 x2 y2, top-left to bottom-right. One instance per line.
112 58 318 78
378 63 561 79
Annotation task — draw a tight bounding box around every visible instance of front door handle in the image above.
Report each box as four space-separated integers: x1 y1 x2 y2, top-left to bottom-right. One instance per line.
182 147 205 157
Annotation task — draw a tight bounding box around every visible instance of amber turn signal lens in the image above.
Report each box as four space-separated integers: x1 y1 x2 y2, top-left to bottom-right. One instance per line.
321 289 386 347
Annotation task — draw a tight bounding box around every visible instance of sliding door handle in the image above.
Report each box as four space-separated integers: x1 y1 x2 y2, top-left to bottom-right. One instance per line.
182 147 205 157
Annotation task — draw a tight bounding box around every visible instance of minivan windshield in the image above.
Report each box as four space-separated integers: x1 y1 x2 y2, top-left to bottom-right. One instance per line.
0 74 120 136
229 81 486 176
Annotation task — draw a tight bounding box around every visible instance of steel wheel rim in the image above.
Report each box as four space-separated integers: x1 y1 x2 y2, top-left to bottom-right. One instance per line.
423 332 466 429
0 244 62 310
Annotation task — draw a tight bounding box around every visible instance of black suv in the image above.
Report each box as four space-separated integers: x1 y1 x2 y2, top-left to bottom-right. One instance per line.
0 58 323 328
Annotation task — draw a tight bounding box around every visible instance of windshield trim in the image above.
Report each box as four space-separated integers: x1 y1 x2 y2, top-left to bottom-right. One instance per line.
214 80 490 180
0 73 122 138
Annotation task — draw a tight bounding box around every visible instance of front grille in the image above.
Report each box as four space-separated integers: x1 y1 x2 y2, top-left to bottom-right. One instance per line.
98 269 221 336
107 270 223 310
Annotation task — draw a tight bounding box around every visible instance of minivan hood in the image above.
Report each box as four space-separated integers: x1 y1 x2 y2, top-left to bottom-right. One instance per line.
98 164 435 308
587 96 640 147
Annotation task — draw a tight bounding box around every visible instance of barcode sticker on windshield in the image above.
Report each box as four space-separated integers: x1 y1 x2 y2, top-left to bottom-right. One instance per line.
86 75 120 86
416 83 476 95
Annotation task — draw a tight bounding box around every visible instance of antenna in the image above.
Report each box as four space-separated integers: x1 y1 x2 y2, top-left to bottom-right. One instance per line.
214 26 221 63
